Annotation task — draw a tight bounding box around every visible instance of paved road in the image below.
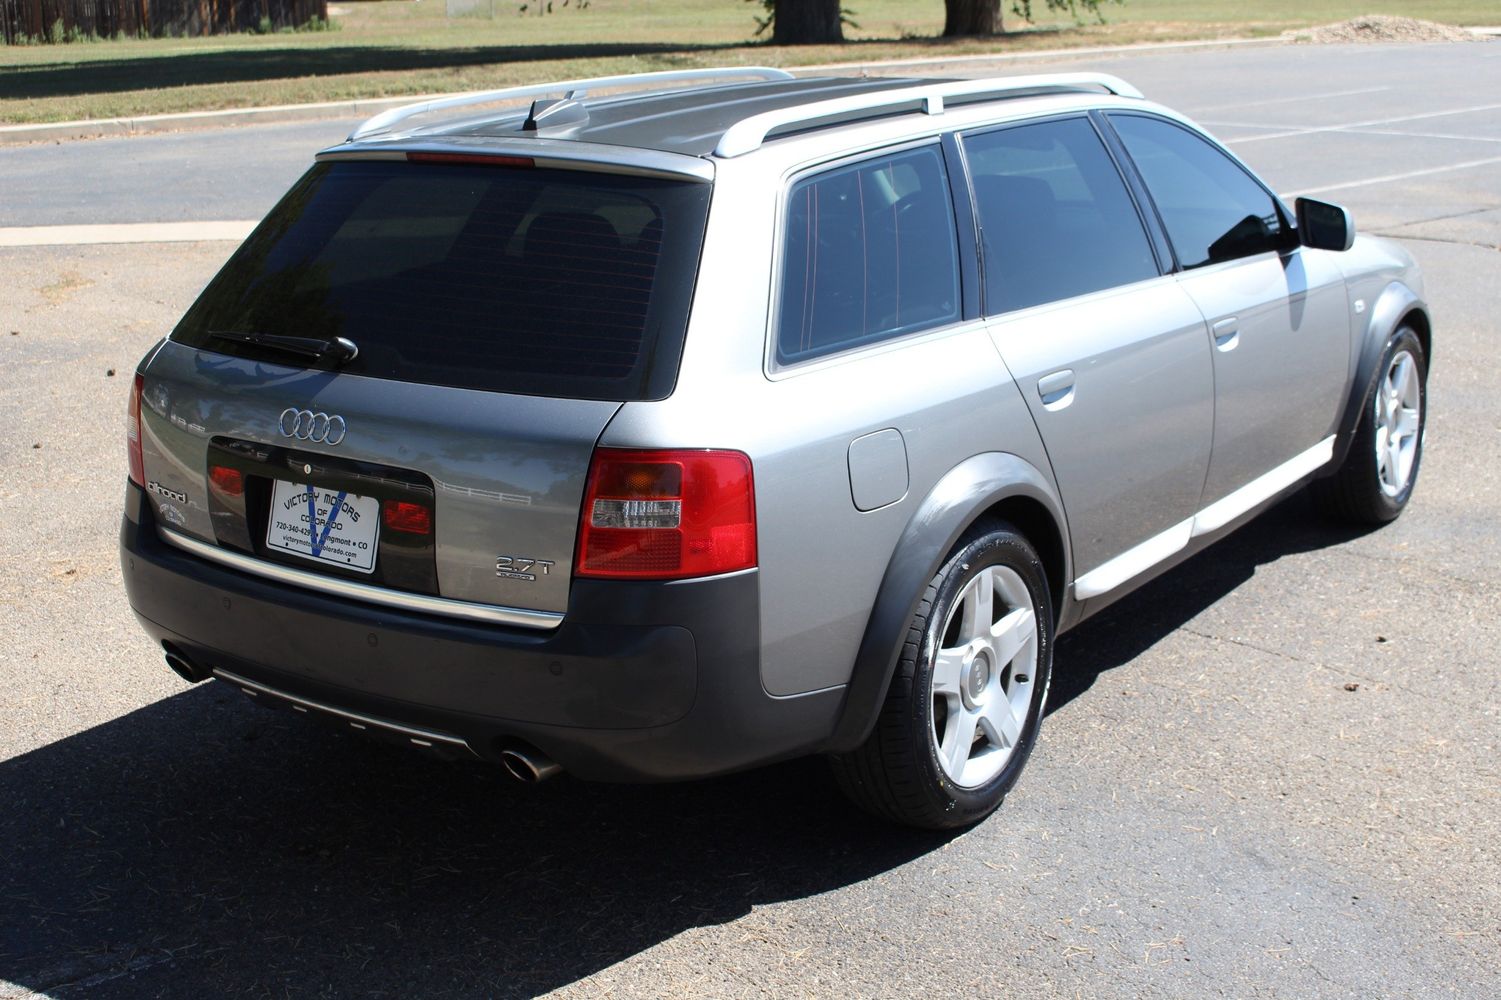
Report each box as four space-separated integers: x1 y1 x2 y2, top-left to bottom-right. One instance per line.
1 40 1498 1000
2 40 1500 237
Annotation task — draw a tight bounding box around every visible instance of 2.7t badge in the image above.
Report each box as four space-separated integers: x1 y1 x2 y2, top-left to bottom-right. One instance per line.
496 556 554 582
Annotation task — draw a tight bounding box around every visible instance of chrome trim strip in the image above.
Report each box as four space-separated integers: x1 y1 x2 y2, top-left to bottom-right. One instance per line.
1073 435 1337 600
157 528 564 630
1192 435 1336 537
213 668 477 755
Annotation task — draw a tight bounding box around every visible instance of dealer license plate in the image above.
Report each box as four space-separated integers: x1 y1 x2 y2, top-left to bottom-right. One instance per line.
265 480 380 574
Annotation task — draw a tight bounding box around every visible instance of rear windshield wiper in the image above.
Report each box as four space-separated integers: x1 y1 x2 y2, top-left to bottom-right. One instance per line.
210 330 359 365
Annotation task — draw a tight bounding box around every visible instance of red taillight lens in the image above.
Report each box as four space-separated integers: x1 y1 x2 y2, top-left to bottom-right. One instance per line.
208 465 244 497
576 449 756 580
382 499 433 535
126 372 145 487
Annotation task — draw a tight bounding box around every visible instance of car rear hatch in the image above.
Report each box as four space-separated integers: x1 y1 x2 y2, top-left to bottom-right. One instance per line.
136 152 711 626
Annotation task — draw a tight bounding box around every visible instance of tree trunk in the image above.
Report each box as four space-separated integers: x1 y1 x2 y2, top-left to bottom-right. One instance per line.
771 0 843 45
943 0 1002 36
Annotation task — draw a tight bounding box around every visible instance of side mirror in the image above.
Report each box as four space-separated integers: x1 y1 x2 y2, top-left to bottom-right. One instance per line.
1296 197 1355 252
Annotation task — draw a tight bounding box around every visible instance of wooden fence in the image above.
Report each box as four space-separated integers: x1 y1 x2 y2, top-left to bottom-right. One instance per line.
2 0 328 43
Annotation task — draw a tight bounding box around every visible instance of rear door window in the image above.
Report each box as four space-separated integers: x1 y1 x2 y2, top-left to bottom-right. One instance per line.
776 144 961 364
963 116 1160 315
1108 114 1290 269
170 160 710 401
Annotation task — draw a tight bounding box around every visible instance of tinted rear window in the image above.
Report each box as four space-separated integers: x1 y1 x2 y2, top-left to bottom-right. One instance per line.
776 144 960 364
171 160 711 400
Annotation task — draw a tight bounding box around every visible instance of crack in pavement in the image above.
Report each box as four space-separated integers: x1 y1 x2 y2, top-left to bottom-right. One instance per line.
1381 205 1499 229
3 947 188 998
1380 230 1500 252
1335 548 1495 598
1175 626 1494 713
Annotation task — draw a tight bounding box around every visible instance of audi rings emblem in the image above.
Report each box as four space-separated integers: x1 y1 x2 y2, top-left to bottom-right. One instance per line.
278 408 347 446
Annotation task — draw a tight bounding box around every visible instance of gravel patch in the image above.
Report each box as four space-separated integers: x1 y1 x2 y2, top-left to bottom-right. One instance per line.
1289 15 1487 44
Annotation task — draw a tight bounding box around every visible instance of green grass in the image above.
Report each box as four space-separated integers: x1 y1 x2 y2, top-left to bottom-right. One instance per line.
0 0 1494 124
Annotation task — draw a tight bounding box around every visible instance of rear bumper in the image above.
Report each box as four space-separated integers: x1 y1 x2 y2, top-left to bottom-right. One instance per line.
120 481 841 781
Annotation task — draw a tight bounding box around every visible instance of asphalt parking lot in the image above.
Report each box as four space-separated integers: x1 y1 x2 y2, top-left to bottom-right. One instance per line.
2 40 1499 999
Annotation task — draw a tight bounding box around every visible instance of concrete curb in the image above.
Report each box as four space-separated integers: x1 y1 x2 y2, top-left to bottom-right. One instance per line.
0 92 479 147
792 33 1287 73
0 220 260 247
0 34 1290 147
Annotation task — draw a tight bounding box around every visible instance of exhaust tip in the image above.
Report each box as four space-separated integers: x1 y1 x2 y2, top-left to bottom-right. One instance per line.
161 642 209 683
500 746 563 783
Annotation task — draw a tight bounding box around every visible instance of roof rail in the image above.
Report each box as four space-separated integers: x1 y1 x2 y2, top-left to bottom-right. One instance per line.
349 66 796 141
713 72 1143 157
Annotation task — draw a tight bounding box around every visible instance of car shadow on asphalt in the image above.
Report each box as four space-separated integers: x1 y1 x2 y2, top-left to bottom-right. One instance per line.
0 494 1371 998
0 685 949 997
1047 492 1377 716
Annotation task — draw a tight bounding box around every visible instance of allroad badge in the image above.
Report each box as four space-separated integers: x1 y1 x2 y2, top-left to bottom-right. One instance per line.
279 408 347 445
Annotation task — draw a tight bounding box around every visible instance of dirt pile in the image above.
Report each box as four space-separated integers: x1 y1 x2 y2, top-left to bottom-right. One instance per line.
1288 15 1484 44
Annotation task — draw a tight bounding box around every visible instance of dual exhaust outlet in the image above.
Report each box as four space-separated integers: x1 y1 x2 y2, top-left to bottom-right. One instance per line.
499 746 563 783
161 644 562 783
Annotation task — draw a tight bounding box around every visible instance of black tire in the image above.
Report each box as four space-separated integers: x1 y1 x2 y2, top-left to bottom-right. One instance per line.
1312 326 1428 524
831 522 1054 830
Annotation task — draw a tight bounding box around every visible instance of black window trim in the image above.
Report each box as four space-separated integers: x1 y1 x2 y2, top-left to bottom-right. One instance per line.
956 110 1172 319
1087 109 1177 275
1098 110 1301 273
765 136 977 375
940 131 984 323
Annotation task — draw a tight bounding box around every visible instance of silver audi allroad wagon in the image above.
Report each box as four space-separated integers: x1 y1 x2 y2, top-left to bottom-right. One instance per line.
121 69 1429 828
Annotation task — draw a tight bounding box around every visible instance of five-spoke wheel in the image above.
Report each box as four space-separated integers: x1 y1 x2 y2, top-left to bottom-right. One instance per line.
1375 347 1422 498
1313 325 1427 523
831 522 1053 829
929 565 1039 789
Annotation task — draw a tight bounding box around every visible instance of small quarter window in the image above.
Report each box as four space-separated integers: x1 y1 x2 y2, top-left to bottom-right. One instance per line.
965 117 1159 315
1110 114 1289 269
776 146 960 364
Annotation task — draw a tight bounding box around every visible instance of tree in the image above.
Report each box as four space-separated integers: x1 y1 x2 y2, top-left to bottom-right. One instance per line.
944 0 1001 36
943 0 1122 38
750 0 845 45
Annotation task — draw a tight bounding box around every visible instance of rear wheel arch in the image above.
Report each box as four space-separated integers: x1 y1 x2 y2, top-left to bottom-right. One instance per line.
980 495 1066 630
826 453 1070 754
830 523 1055 828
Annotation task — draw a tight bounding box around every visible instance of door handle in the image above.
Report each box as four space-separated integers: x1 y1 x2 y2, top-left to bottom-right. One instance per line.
1037 369 1075 410
1212 317 1239 351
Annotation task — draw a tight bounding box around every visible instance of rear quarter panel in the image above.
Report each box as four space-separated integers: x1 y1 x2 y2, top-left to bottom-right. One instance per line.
600 157 1057 698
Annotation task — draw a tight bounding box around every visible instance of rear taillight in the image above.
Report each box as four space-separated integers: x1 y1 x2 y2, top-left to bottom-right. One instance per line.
382 499 433 536
576 449 756 580
126 372 145 487
208 465 244 497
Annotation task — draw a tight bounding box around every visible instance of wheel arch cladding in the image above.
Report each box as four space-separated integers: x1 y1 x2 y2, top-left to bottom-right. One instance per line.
1326 282 1430 475
827 452 1069 754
